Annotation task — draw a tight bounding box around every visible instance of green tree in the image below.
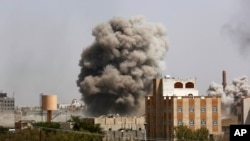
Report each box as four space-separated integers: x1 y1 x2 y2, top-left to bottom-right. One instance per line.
32 122 61 129
194 126 209 141
174 125 209 141
0 126 8 134
70 116 103 134
174 125 194 141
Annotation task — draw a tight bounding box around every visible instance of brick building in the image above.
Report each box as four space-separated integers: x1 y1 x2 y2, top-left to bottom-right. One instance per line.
145 76 222 140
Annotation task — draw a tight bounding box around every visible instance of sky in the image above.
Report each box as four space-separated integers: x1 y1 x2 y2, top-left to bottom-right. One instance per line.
0 0 249 106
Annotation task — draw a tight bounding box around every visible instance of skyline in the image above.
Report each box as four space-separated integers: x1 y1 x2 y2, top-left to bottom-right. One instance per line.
0 0 250 106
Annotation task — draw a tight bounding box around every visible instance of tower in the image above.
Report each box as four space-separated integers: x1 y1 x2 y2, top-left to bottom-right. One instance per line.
41 94 57 122
222 70 227 91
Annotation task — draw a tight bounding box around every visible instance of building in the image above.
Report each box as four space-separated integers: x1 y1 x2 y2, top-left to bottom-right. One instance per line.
0 92 15 112
237 96 250 124
15 120 35 130
221 116 238 141
82 115 146 141
145 77 222 140
57 99 85 110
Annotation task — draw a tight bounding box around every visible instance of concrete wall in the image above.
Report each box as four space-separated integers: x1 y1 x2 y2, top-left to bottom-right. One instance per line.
243 98 250 124
94 116 145 131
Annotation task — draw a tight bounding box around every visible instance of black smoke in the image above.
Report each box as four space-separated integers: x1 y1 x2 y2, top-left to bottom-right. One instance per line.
77 16 168 116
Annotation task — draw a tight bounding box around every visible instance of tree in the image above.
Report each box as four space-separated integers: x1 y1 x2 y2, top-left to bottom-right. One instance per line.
32 122 61 129
174 125 209 141
174 125 194 141
194 127 209 141
0 126 8 134
70 116 103 134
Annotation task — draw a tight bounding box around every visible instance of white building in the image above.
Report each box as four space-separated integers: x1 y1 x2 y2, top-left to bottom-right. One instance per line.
57 99 85 109
161 75 199 96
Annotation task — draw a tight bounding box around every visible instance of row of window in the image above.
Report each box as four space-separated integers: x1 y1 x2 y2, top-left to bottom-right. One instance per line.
1 108 14 110
177 106 217 112
174 82 194 88
178 119 218 126
0 101 14 103
1 104 15 106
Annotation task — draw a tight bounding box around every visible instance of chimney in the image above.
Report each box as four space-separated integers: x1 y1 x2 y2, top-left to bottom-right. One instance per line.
222 70 227 91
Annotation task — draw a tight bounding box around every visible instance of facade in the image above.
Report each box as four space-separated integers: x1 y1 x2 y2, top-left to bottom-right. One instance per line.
145 77 222 140
82 115 146 141
0 92 15 112
237 96 250 124
221 116 238 141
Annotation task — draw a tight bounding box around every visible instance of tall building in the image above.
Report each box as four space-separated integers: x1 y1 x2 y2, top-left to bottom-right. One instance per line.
0 92 15 112
237 96 250 124
145 77 222 140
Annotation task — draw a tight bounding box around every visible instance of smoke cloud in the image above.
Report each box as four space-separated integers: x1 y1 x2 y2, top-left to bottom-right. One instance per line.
77 16 168 116
222 0 250 55
207 76 250 116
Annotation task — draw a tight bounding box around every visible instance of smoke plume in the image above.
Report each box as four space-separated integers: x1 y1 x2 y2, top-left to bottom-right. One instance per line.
222 0 250 55
207 76 250 116
77 16 168 116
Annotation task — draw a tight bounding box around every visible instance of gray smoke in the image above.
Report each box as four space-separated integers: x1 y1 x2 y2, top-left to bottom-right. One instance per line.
77 16 168 116
207 76 250 116
222 0 250 55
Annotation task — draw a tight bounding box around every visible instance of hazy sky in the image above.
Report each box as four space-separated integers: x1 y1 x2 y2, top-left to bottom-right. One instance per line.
0 0 249 106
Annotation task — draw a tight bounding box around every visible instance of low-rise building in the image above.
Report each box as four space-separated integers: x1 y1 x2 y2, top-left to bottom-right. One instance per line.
15 120 35 130
82 115 146 141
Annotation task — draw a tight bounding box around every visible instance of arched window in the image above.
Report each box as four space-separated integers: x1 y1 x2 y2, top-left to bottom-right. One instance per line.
185 82 194 88
174 82 183 88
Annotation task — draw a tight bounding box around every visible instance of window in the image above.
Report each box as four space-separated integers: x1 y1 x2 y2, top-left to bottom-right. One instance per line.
212 106 217 112
185 82 194 88
201 106 206 112
178 120 182 125
177 107 182 112
201 120 206 125
174 82 183 88
189 120 194 126
213 120 218 126
189 106 194 112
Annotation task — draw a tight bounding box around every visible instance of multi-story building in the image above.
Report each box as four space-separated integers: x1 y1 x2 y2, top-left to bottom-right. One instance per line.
145 76 222 140
0 92 15 112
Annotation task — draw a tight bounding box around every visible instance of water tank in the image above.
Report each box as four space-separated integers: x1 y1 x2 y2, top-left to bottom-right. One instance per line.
42 94 57 110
